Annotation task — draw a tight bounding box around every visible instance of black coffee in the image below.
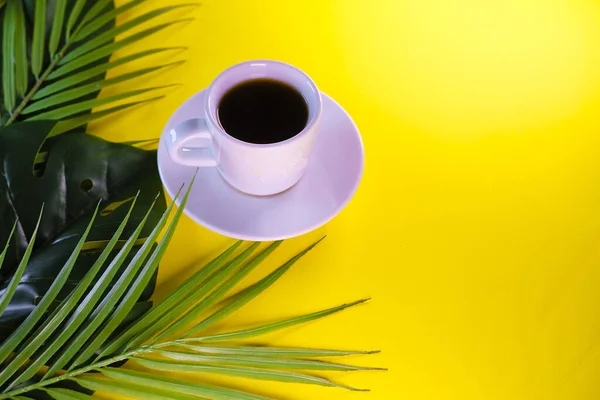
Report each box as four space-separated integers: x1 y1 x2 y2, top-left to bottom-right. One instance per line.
217 79 309 144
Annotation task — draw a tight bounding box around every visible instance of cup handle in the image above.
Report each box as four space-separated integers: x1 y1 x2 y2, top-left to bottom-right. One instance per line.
165 118 217 167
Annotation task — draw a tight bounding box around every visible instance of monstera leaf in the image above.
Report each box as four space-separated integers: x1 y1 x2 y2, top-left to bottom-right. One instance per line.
0 120 166 340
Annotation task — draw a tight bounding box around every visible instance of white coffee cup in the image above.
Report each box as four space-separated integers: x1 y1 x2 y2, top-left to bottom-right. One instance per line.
165 60 322 196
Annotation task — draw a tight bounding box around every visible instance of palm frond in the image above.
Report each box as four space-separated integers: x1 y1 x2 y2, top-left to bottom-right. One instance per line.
1 0 193 129
0 176 380 399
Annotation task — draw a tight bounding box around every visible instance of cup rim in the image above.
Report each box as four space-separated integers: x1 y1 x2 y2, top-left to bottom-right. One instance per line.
205 60 322 148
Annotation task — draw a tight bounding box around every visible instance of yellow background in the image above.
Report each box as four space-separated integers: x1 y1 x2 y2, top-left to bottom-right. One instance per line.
94 0 600 399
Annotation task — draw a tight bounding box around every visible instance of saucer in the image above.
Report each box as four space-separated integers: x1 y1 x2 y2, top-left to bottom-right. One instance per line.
157 90 364 241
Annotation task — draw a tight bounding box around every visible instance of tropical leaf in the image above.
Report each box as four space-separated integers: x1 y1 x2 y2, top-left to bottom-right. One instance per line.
0 121 164 344
0 2 381 399
0 188 380 398
0 0 190 128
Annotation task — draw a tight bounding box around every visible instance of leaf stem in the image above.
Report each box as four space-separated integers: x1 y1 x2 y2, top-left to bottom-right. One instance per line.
0 341 175 399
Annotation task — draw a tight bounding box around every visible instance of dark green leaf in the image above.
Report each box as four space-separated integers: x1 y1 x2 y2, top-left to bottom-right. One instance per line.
0 205 100 387
11 196 142 385
3 204 105 389
0 121 164 347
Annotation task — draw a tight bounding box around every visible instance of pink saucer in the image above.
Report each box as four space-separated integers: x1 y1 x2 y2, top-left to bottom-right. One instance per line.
157 90 364 241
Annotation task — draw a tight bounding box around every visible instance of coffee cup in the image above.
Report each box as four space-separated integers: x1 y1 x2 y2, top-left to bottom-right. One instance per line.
165 60 322 196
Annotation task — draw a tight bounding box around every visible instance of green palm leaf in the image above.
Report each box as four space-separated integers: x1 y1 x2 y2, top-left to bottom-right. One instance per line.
49 0 67 57
1 0 188 127
185 298 371 343
89 368 274 400
66 0 87 39
2 1 16 113
23 61 183 115
0 2 381 399
173 344 379 358
131 358 369 392
0 209 42 317
47 95 165 137
34 47 185 99
150 242 279 343
14 0 28 96
50 19 190 80
44 388 95 400
31 0 46 79
153 349 385 371
0 193 379 400
98 240 244 358
27 85 176 120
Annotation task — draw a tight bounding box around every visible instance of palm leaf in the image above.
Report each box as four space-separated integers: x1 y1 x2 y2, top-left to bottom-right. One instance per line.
1 0 189 127
153 349 384 371
173 344 380 358
2 1 16 113
150 242 279 343
66 0 86 39
183 238 325 338
0 181 380 399
131 358 369 392
24 61 184 115
14 0 28 96
47 95 165 137
49 0 67 58
0 209 42 317
184 298 371 343
63 4 196 63
98 240 244 358
33 47 185 100
31 0 46 79
44 388 95 400
0 2 380 399
90 368 274 400
27 85 176 121
12 195 143 385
